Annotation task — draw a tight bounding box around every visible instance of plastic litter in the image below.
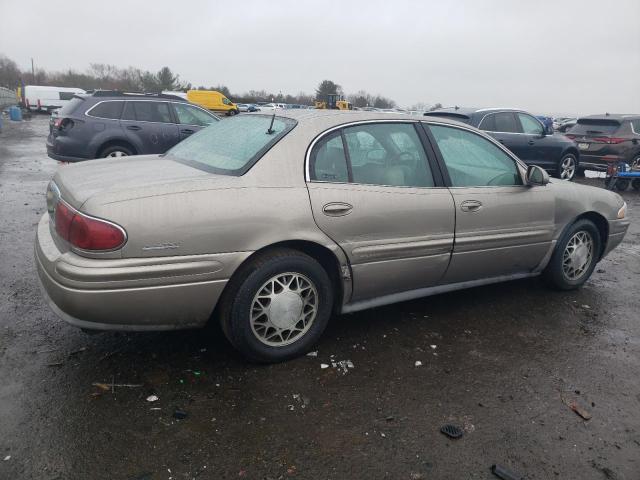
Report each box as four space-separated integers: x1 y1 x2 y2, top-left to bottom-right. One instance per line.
491 464 523 480
306 351 318 357
146 395 159 402
440 424 464 439
569 400 592 420
415 361 423 367
3 456 10 461
320 363 329 369
430 345 437 349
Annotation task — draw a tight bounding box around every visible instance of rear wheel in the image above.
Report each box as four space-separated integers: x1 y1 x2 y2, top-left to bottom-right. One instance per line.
555 153 577 181
218 249 333 362
100 145 133 158
543 219 600 290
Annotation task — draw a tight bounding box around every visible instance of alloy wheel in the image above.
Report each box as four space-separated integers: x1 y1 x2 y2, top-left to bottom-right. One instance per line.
562 231 594 280
106 151 128 158
560 156 576 180
250 272 318 347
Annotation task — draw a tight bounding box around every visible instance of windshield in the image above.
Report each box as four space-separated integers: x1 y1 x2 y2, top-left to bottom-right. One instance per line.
59 96 85 115
167 115 296 175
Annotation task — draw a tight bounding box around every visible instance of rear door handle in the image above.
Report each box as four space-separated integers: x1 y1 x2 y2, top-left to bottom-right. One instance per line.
460 200 483 212
126 125 142 131
322 202 353 216
528 140 535 145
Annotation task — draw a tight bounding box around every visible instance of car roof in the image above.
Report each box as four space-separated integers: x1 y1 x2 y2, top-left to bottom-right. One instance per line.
79 91 188 102
257 109 470 128
577 113 640 121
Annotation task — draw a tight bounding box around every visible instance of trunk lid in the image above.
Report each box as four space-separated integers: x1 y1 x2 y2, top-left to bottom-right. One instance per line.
52 155 230 208
567 118 623 155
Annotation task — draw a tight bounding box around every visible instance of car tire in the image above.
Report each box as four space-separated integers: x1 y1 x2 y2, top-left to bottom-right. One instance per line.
543 219 601 291
615 179 630 191
632 179 640 191
228 109 238 116
555 153 577 181
100 145 133 158
631 155 640 171
218 249 333 363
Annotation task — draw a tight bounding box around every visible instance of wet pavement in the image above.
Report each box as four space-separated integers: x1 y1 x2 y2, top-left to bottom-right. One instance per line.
1 115 639 480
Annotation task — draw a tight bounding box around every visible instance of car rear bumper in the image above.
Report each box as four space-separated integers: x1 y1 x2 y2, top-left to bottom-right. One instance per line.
46 135 92 162
35 214 242 331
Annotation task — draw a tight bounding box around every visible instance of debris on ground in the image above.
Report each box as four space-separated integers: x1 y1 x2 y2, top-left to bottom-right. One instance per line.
430 345 437 349
3 455 11 461
490 464 523 480
46 361 64 367
581 304 591 309
568 400 592 420
68 346 88 356
146 395 159 402
306 351 318 357
320 363 329 369
440 424 464 439
331 359 354 374
173 408 188 420
415 361 423 367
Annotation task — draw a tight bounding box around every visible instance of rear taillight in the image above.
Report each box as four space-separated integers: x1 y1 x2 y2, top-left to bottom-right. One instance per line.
565 134 576 140
54 118 74 131
592 137 626 144
608 137 626 144
54 202 126 251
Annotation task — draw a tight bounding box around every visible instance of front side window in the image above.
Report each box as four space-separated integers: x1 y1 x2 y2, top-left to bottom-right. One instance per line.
518 113 544 135
222 98 231 105
343 123 434 187
429 124 522 187
173 103 218 127
88 101 124 120
630 120 640 134
167 114 296 175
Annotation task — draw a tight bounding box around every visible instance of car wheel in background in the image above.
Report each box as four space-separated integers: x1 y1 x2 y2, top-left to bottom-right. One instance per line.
228 109 238 116
543 219 600 290
632 179 640 191
100 145 133 158
218 249 333 363
631 155 640 170
555 153 577 181
614 179 630 191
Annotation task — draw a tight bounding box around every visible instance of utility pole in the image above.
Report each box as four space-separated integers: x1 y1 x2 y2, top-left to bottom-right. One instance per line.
31 58 35 81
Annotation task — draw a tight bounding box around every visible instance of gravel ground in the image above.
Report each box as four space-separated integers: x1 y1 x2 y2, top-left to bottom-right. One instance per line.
0 114 639 480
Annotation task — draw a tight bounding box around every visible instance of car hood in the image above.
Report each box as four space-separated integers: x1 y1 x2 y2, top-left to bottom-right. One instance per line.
547 178 625 222
53 155 237 209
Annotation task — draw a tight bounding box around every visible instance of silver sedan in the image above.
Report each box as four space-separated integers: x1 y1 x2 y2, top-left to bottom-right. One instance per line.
35 111 630 361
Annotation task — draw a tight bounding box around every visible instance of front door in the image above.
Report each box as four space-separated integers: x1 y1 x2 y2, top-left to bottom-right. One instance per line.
306 122 456 302
425 122 555 283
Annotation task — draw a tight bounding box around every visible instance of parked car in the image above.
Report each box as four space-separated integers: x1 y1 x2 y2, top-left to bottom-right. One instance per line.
46 91 219 162
186 90 239 116
555 118 577 133
36 111 629 362
565 114 640 171
20 85 86 112
237 103 250 112
425 107 580 180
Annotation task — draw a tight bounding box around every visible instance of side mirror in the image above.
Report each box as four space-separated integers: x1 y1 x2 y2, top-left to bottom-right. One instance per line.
526 165 549 186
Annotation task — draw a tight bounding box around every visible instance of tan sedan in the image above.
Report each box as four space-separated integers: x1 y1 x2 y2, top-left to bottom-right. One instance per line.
35 111 630 361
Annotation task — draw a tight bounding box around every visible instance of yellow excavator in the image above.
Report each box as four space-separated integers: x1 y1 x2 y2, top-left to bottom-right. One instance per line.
315 93 352 110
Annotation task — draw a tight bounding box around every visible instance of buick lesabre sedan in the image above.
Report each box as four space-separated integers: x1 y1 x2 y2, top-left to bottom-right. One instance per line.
36 111 629 362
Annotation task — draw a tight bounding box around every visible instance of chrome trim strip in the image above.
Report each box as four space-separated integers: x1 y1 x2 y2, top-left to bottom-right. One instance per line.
341 272 538 314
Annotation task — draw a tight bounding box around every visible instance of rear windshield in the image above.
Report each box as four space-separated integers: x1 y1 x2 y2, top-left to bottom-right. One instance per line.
424 112 472 124
570 119 621 135
58 96 84 115
167 115 297 175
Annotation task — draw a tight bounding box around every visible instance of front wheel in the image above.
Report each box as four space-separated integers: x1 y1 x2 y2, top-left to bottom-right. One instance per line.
228 109 238 116
555 154 577 181
100 145 133 158
219 249 333 362
543 219 600 290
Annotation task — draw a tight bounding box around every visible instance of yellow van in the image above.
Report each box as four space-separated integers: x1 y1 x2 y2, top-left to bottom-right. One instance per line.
186 90 239 116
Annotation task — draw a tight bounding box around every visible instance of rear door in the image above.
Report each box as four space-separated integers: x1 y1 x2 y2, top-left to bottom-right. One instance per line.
516 112 557 169
121 101 180 154
171 102 218 141
306 122 455 302
479 112 531 161
425 122 554 283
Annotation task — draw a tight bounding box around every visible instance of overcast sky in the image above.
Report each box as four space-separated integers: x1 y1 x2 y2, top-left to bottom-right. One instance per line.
1 0 638 115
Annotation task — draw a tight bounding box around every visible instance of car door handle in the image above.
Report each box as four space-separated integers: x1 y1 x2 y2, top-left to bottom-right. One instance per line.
460 200 483 212
126 125 141 131
528 140 535 145
322 202 353 216
180 128 195 135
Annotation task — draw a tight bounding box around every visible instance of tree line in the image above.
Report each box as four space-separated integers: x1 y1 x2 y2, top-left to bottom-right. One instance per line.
0 53 436 109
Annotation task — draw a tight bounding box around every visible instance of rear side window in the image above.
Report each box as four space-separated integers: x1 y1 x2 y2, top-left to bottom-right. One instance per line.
629 120 640 134
122 101 172 123
492 112 520 133
167 115 296 175
309 131 349 182
570 119 621 135
58 97 84 115
88 101 124 120
429 124 522 187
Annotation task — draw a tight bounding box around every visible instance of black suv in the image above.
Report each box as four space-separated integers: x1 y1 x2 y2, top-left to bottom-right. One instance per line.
565 114 640 171
424 107 580 180
47 91 219 162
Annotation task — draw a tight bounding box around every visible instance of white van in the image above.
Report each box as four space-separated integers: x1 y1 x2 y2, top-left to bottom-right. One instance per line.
22 85 86 112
